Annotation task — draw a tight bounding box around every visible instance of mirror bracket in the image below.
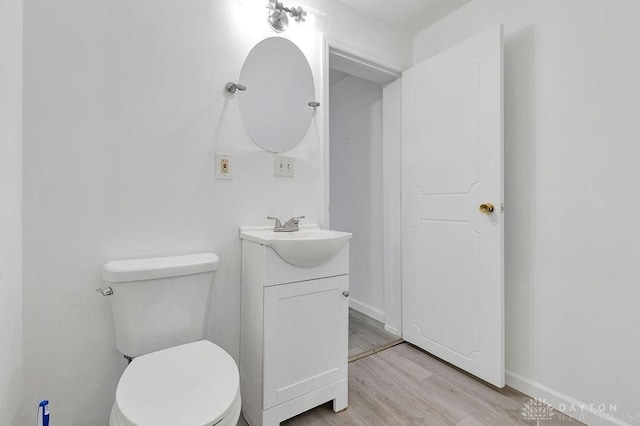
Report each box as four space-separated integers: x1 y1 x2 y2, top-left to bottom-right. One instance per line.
225 82 247 93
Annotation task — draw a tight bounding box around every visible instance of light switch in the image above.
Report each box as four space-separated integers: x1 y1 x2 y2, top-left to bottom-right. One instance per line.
274 155 295 178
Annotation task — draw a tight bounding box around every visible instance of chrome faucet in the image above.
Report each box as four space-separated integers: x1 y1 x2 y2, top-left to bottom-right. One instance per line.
267 216 305 232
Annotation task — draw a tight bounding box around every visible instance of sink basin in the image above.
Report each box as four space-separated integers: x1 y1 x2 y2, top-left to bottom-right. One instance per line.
240 225 352 268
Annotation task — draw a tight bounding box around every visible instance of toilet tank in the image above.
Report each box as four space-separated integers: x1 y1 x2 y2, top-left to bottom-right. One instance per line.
102 253 219 357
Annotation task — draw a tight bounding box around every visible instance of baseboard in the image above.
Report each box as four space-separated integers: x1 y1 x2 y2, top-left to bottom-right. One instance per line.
349 298 385 323
506 370 631 426
384 324 401 337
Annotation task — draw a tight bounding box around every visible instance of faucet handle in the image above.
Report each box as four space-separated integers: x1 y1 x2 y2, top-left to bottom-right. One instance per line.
286 216 305 225
282 216 305 231
266 216 282 229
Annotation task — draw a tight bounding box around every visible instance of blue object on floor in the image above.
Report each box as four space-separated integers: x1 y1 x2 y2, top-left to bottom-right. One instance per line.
37 400 49 426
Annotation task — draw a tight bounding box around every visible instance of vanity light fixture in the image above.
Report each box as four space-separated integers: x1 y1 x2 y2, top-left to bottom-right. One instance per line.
267 0 307 33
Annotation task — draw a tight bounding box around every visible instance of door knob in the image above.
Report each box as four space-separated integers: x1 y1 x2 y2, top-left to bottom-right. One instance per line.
479 203 495 214
343 291 350 297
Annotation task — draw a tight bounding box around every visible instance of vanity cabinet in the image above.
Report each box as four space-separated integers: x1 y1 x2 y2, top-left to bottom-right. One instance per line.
240 236 349 426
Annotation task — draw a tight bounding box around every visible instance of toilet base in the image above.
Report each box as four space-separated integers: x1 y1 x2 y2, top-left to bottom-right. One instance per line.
243 378 348 426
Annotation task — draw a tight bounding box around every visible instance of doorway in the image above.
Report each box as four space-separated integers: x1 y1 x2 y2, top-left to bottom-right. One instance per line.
325 45 403 361
325 25 503 382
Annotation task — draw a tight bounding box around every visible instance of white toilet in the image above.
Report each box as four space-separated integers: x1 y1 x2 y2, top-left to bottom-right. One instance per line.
100 253 241 426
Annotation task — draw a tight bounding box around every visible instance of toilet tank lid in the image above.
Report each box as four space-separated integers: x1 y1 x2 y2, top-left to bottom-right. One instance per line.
103 253 219 283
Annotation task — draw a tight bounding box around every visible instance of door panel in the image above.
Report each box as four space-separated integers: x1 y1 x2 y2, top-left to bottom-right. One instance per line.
263 276 349 408
401 25 504 387
412 58 480 194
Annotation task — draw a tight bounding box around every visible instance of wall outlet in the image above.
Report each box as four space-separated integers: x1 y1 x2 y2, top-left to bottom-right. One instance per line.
274 155 295 178
215 153 232 179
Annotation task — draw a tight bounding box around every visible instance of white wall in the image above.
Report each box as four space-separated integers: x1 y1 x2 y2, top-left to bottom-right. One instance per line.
330 74 385 320
21 0 410 424
311 0 412 70
0 0 23 422
414 1 640 424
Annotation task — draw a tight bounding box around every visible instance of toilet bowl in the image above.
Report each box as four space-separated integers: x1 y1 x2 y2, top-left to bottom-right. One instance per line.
98 253 240 426
110 341 240 426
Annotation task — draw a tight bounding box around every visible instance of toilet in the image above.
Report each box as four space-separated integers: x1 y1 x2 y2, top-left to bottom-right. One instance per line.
100 253 241 426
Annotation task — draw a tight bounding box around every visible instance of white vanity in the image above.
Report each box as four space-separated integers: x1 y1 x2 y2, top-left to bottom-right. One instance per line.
240 224 352 426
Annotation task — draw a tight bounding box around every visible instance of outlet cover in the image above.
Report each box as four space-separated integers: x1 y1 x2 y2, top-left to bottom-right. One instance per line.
215 153 232 179
274 155 295 178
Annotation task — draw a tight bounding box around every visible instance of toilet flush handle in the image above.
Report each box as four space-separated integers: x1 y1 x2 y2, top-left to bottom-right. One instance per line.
96 287 113 296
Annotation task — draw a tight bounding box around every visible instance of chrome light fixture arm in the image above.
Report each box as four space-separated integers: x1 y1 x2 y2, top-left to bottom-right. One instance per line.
267 0 307 32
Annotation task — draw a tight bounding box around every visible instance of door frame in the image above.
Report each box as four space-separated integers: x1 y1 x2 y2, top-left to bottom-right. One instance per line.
321 36 406 335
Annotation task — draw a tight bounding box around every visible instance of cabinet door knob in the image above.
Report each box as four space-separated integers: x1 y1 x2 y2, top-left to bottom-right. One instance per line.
343 291 350 297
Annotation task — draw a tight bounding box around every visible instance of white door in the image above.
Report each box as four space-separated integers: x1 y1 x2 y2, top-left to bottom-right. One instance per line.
262 275 349 408
401 25 504 387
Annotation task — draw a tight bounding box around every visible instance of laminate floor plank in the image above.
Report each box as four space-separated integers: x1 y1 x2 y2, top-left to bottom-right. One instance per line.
348 309 402 359
350 358 458 425
271 343 584 426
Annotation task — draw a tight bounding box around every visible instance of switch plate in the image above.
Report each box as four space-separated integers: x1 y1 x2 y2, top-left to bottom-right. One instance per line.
216 153 232 179
274 155 295 178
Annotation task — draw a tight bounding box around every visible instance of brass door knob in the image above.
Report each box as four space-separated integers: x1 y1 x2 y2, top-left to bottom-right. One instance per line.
479 203 495 214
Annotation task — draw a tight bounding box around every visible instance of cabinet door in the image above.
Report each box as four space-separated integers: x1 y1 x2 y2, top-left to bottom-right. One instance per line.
263 275 349 409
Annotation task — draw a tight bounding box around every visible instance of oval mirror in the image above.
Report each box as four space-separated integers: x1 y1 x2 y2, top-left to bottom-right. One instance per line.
239 37 316 153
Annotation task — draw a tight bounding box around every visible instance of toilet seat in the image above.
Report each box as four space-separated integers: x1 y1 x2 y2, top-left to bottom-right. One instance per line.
110 340 241 426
